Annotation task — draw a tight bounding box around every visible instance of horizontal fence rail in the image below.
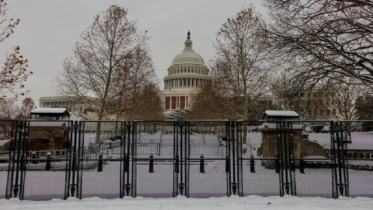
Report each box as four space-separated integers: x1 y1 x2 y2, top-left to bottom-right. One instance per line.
0 120 372 200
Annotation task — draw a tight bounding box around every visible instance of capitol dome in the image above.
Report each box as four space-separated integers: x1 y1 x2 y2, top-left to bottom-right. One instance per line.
163 31 210 111
171 39 205 64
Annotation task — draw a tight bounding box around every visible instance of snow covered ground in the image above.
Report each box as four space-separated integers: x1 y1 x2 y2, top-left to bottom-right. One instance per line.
1 195 373 210
1 157 373 200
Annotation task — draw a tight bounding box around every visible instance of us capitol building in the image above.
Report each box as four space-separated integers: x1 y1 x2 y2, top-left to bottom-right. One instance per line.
162 31 210 112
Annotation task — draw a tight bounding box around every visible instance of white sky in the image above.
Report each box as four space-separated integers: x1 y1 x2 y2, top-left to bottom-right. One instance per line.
1 0 267 106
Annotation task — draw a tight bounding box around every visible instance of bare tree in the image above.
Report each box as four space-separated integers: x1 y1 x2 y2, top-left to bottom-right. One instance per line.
0 0 32 99
211 6 272 143
187 83 236 120
271 72 330 119
272 71 369 121
57 5 156 143
263 0 373 89
0 98 17 119
127 83 164 120
16 97 35 119
327 78 369 121
355 91 373 120
108 46 157 120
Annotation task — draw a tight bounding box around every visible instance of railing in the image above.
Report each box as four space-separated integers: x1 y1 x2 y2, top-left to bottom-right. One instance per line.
0 120 373 201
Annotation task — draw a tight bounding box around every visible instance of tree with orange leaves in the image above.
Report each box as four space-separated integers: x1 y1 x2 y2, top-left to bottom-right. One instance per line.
0 0 32 100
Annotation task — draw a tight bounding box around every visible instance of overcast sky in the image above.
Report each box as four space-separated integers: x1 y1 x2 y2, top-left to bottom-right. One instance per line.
1 0 267 106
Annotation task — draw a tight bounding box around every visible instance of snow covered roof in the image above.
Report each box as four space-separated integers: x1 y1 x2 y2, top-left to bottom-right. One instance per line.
264 110 299 117
31 108 68 114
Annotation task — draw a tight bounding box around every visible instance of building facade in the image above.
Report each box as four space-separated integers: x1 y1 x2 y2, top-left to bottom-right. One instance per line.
39 96 89 113
163 32 210 110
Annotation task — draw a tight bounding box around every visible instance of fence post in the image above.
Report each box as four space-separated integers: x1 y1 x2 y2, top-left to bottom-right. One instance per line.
275 154 280 174
175 155 179 173
31 151 37 164
200 154 205 173
21 154 27 171
225 155 230 173
299 156 305 174
149 154 154 173
250 154 255 173
45 152 51 171
98 154 103 172
290 155 295 171
124 155 129 172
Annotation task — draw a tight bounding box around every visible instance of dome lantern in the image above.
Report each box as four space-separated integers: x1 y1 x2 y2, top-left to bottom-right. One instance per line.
171 31 205 65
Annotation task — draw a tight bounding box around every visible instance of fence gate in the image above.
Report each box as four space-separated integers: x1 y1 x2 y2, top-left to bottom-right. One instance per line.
75 121 126 199
185 120 232 198
131 121 179 197
276 121 339 197
5 121 29 200
6 120 74 200
4 120 21 199
237 121 282 197
344 121 373 198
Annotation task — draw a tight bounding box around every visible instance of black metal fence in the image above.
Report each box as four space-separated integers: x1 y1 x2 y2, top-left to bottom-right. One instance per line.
0 119 372 200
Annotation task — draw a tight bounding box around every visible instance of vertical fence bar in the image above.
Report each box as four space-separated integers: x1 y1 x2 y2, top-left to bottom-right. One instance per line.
70 121 78 197
231 121 236 195
237 121 243 197
288 122 296 196
19 121 30 201
185 121 190 198
331 121 338 198
120 122 125 198
178 121 185 195
172 121 178 197
12 121 24 198
335 122 344 196
76 121 84 199
130 121 137 197
5 120 18 199
276 121 284 197
340 121 349 197
64 121 74 200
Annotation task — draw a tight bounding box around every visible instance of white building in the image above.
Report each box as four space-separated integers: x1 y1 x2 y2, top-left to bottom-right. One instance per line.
162 31 210 110
39 96 90 113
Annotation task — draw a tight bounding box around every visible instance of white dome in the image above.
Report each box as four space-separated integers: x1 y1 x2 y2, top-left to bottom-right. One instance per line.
171 35 205 65
172 51 205 64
